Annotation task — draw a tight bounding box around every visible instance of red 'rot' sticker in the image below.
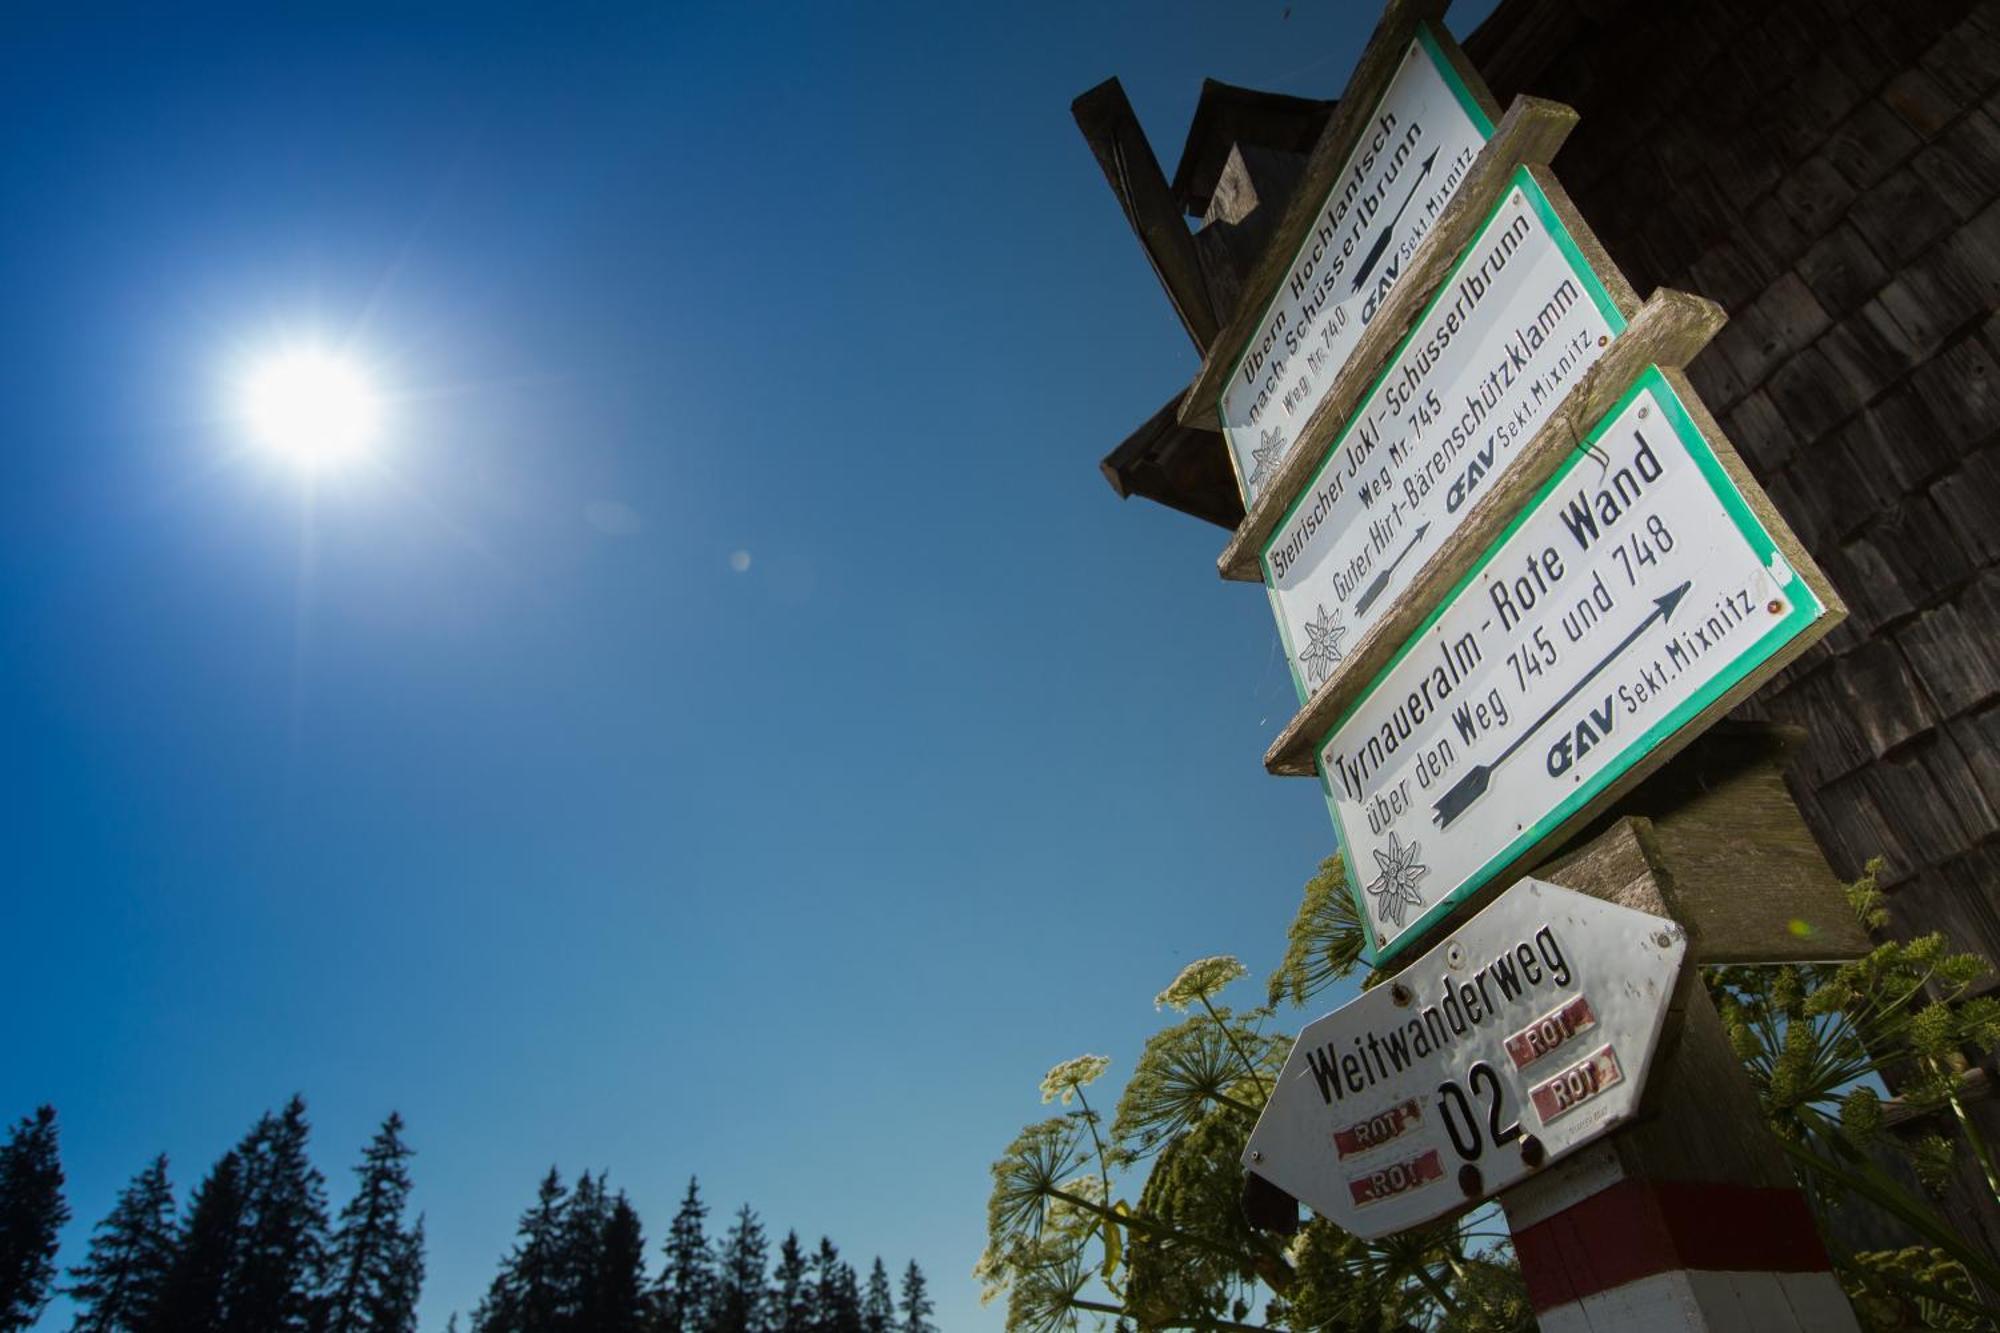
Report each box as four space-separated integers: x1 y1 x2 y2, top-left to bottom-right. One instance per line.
1347 1149 1445 1207
1504 993 1598 1070
1528 1044 1623 1124
1333 1099 1422 1160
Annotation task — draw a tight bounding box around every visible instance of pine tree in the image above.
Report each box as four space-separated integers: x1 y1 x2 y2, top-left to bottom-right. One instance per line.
224 1097 330 1333
150 1151 247 1333
652 1179 712 1333
709 1206 768 1333
325 1112 423 1333
472 1168 566 1333
809 1243 858 1333
553 1171 608 1329
858 1260 893 1333
587 1194 646 1333
0 1106 68 1333
895 1263 933 1333
65 1154 176 1333
384 1219 424 1333
771 1233 809 1333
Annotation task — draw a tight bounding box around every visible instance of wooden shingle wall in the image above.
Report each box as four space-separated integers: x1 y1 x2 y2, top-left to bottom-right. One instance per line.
1464 0 2000 1264
1471 0 2000 966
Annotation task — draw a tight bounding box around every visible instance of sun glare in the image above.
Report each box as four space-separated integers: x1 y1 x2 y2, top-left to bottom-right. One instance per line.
240 347 381 470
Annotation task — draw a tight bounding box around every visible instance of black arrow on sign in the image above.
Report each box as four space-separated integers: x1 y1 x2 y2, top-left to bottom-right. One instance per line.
1431 580 1692 830
1349 149 1440 295
1354 522 1432 617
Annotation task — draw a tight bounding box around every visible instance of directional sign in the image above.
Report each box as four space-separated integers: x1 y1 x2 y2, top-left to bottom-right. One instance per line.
1244 876 1686 1238
1318 365 1837 962
1221 23 1493 506
1262 166 1626 700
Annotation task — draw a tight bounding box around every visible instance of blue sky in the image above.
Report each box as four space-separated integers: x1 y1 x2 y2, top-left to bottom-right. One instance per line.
0 4 1494 1327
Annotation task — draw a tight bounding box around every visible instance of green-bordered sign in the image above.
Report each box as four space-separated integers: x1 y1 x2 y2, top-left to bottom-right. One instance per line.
1320 366 1839 963
1261 165 1626 702
1222 22 1494 507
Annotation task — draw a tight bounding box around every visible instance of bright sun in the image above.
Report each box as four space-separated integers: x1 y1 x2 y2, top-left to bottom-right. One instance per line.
240 347 381 470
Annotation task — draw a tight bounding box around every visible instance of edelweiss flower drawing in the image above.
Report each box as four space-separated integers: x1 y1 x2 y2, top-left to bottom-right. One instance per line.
1247 427 1289 490
1367 832 1430 928
1300 604 1347 686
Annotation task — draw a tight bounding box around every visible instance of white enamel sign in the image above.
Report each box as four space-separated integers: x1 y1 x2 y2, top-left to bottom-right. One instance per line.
1244 876 1686 1238
1320 367 1831 962
1262 168 1625 699
1221 25 1493 506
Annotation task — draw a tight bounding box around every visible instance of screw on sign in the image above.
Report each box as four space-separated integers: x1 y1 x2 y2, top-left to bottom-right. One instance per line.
1242 877 1686 1239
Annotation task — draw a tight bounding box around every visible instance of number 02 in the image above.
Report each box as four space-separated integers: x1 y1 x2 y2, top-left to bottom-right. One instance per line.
1437 1062 1522 1162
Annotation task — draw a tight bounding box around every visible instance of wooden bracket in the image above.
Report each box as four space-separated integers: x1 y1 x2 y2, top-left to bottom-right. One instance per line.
1073 78 1220 353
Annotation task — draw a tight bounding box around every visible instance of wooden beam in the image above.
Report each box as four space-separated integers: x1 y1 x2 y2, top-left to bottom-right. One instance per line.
1098 389 1243 530
1367 724 1871 970
1072 78 1221 352
1260 283 1725 776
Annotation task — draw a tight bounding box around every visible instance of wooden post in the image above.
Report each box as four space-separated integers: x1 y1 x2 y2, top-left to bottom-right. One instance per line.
1496 763 1863 1329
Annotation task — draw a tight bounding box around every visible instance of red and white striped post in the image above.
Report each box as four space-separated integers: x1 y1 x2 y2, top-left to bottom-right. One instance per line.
1497 970 1857 1330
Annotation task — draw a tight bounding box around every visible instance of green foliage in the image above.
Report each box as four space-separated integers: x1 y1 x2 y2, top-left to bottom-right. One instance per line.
1002 1241 1090 1333
1707 858 2000 1324
1275 1217 1528 1333
1842 1247 1990 1330
983 1118 1091 1276
1121 1110 1260 1332
1266 856 1364 1010
982 871 1530 1333
1110 1012 1282 1156
1709 860 1999 1155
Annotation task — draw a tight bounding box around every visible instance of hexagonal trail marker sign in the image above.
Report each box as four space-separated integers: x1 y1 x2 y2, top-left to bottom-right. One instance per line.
1243 876 1685 1239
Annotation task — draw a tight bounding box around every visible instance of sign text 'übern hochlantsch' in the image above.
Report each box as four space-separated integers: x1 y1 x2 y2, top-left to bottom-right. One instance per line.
1260 168 1624 700
1319 367 1837 962
1243 877 1686 1238
1221 24 1492 506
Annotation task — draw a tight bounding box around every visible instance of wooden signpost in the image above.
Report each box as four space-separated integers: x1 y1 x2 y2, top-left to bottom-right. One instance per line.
1077 0 1873 1326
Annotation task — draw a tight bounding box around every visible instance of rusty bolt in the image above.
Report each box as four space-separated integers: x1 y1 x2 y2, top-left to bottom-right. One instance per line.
1457 1164 1484 1198
1520 1135 1546 1169
1390 982 1414 1007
